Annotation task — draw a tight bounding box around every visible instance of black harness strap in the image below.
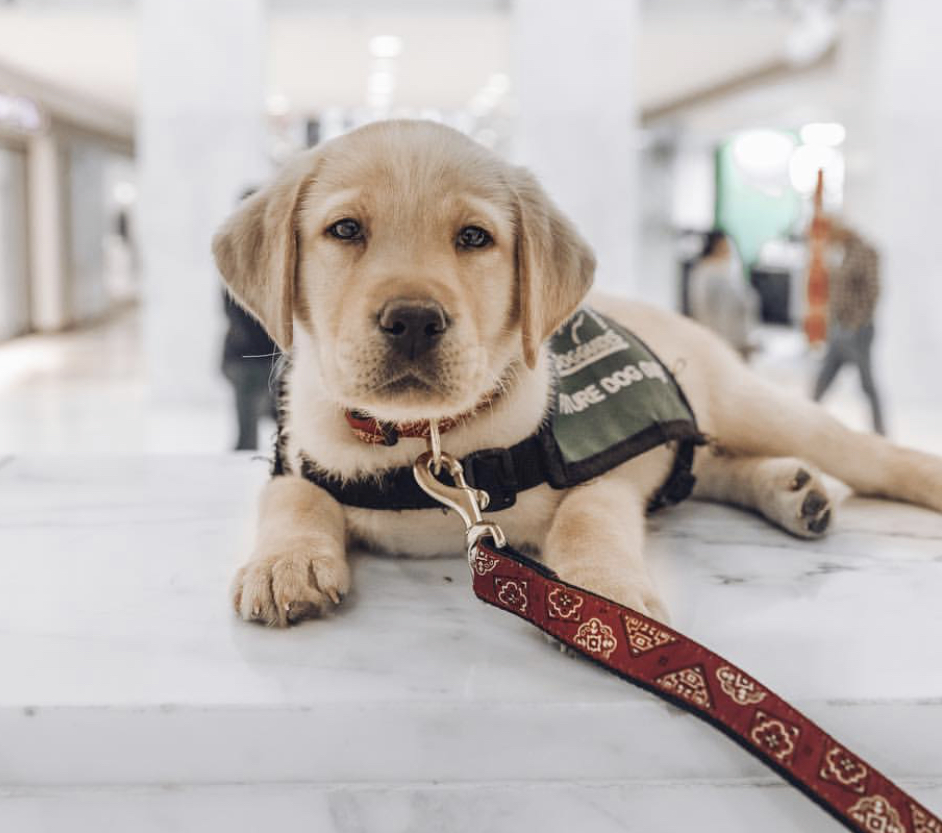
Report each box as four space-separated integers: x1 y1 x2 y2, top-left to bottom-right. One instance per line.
296 430 701 514
299 432 550 512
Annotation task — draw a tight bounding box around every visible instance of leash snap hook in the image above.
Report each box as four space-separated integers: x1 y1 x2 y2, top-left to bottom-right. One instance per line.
413 449 507 560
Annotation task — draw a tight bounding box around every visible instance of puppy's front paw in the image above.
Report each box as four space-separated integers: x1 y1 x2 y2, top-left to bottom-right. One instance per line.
232 548 350 627
558 565 671 625
545 576 670 659
610 581 671 625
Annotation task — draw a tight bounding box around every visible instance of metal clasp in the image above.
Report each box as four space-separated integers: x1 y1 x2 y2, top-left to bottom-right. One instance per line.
413 448 507 559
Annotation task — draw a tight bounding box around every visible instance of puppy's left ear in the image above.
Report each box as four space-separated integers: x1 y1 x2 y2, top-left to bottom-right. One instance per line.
212 151 318 351
511 166 596 369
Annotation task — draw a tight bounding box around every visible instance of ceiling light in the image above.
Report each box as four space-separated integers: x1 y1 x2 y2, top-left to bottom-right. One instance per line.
732 130 796 185
799 122 846 147
0 92 43 132
789 144 844 195
786 2 837 66
113 182 137 206
369 35 402 59
266 92 291 117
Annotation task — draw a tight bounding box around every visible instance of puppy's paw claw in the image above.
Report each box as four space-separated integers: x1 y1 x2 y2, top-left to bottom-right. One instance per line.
600 578 670 625
232 550 350 627
543 632 580 658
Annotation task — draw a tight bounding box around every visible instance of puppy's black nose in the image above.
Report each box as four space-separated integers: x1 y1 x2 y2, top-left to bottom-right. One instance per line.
378 299 448 360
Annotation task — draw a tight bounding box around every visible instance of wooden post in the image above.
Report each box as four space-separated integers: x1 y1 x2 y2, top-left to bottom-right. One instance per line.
804 168 829 345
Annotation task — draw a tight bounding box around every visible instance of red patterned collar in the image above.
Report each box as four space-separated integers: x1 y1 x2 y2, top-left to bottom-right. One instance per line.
344 386 506 445
343 410 468 446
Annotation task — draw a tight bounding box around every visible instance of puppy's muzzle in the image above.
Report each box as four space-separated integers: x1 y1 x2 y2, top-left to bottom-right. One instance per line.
378 298 449 361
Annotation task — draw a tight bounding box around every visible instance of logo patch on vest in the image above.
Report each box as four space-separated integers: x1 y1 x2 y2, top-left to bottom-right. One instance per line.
548 308 697 470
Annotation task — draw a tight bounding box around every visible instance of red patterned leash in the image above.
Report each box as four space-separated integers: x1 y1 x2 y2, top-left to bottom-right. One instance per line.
413 446 941 833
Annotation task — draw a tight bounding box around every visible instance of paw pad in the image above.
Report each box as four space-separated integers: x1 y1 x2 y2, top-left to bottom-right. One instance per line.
801 489 828 517
796 488 832 536
808 507 832 535
790 469 812 491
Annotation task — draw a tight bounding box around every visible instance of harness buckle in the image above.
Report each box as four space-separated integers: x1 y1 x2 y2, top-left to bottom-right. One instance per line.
463 447 519 511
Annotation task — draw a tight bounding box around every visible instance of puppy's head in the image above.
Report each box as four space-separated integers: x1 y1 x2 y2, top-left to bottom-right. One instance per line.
213 120 594 421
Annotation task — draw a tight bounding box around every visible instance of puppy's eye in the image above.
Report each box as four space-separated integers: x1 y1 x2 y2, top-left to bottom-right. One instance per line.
327 218 363 241
456 225 493 249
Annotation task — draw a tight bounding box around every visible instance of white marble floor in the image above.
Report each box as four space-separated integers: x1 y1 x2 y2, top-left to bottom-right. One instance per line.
1 455 941 832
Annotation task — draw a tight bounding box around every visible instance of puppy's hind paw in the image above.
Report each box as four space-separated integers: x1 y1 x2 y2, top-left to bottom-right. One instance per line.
778 465 833 538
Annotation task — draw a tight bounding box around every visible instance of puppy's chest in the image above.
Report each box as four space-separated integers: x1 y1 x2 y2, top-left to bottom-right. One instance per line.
345 485 563 558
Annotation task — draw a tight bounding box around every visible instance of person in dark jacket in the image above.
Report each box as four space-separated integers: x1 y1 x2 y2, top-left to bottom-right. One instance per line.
811 220 885 435
221 292 278 450
220 188 278 450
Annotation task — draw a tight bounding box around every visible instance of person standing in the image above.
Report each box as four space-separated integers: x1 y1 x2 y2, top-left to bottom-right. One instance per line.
811 220 885 435
688 230 760 358
221 291 278 450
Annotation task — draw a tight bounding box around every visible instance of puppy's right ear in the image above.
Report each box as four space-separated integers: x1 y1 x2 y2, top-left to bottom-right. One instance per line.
212 151 318 351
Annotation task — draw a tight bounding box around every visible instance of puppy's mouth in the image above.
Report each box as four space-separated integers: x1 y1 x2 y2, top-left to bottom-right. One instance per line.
365 357 514 419
376 372 440 396
334 335 500 422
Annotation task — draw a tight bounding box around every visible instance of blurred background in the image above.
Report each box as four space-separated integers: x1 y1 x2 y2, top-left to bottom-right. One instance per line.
0 0 939 455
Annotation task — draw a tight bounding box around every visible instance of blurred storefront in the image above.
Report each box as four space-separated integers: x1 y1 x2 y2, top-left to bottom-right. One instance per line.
0 127 30 341
0 66 137 343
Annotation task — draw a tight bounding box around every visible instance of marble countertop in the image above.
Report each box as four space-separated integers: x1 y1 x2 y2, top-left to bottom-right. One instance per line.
1 454 940 829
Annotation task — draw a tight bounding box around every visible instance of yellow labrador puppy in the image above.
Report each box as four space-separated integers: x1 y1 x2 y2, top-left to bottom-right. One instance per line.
214 119 942 627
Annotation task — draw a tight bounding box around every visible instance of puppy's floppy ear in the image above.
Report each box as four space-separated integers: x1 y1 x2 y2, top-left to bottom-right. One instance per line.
212 151 318 351
511 166 596 369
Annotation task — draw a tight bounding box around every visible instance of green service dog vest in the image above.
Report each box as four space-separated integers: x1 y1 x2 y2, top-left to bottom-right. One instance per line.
544 307 702 495
277 308 704 512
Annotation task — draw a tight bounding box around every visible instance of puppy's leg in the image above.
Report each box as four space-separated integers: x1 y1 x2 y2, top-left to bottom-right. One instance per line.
542 477 668 622
709 363 942 513
694 452 833 538
234 476 349 627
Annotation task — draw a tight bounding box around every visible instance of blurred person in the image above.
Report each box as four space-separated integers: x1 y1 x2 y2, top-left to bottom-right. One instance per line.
687 230 760 358
221 188 278 450
811 219 885 435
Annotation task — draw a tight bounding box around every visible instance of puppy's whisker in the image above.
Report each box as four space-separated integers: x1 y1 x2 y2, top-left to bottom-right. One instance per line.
266 351 287 392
